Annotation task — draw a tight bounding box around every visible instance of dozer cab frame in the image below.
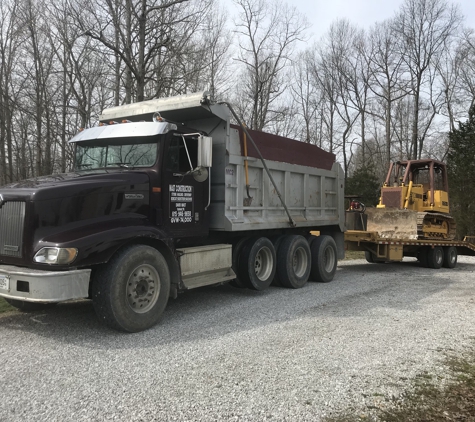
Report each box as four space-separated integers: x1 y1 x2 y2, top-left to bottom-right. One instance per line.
377 159 449 214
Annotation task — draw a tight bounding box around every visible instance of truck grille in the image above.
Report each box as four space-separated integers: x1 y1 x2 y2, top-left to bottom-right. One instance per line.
0 201 25 258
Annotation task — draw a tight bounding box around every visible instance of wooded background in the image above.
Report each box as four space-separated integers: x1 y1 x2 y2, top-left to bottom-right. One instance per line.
1 0 474 221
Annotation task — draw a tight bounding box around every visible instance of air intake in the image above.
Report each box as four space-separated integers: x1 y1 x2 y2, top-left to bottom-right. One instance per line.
0 201 25 258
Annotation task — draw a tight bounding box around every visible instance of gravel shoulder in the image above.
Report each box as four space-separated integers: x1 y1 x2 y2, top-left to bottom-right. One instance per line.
1 256 475 421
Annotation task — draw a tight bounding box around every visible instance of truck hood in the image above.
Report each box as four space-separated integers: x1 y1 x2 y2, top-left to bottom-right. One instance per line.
0 171 150 202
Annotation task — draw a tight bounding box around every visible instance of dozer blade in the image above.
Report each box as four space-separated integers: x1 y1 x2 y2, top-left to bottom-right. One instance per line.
365 208 419 240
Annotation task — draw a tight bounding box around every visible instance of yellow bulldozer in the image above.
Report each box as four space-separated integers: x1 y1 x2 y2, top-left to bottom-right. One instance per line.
365 159 456 240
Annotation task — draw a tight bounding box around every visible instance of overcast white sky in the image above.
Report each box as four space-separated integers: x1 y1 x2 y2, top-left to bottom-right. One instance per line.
223 0 475 41
300 0 475 39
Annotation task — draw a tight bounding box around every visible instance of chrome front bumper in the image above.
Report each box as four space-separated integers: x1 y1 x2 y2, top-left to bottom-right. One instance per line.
0 265 91 303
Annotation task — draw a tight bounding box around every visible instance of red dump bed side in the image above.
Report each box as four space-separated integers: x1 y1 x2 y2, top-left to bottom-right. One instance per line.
232 125 335 171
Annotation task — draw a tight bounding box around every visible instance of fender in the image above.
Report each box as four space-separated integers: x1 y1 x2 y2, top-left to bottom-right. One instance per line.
34 218 174 269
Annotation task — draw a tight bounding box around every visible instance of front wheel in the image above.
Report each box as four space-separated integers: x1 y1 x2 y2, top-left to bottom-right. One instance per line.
92 245 170 332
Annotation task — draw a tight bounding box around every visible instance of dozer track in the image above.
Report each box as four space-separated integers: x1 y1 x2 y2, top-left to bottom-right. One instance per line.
417 212 456 240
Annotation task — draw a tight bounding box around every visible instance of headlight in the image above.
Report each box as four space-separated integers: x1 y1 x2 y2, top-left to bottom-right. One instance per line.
34 247 78 264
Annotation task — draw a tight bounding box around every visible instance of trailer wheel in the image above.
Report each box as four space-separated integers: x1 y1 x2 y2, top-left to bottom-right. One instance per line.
277 235 311 289
238 237 276 291
443 246 457 269
365 251 385 264
418 248 429 267
92 244 170 332
365 251 376 263
310 236 338 282
427 246 444 269
4 299 57 312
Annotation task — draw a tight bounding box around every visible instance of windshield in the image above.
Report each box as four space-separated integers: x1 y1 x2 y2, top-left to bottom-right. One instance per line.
75 138 158 170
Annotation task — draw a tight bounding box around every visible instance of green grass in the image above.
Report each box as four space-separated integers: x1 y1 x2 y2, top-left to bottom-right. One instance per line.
324 349 475 422
344 250 365 260
0 297 15 313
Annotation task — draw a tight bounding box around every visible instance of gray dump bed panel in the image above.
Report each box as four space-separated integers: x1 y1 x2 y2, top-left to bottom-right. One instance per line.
100 91 345 232
210 127 344 231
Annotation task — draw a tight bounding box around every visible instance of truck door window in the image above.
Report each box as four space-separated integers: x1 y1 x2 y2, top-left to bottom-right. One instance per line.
166 137 198 173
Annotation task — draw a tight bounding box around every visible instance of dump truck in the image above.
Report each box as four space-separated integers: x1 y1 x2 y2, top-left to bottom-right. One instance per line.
345 159 475 267
0 91 345 332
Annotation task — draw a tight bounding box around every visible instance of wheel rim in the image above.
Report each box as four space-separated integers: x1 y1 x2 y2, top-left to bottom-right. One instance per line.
254 246 273 281
323 246 336 272
435 248 443 265
126 264 160 314
293 246 308 278
449 249 456 264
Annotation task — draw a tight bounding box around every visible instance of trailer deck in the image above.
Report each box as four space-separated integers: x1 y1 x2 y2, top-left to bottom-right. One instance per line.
345 230 475 262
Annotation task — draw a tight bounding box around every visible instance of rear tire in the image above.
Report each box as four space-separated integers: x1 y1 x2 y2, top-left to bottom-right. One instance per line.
271 235 286 287
230 237 249 288
427 246 443 269
92 244 170 332
310 236 338 282
277 235 311 289
443 246 457 269
238 237 276 291
4 299 57 312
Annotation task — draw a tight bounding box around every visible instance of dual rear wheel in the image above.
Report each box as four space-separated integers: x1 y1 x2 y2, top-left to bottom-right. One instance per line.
418 246 457 269
233 234 338 290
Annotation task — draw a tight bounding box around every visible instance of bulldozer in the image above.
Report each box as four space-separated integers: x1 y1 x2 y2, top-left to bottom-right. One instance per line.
364 159 456 240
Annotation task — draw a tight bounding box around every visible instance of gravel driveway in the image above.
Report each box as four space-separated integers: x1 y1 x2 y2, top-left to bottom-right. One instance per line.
1 256 475 421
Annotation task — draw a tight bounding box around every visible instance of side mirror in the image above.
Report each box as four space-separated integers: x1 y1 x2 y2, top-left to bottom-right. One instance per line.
198 135 212 168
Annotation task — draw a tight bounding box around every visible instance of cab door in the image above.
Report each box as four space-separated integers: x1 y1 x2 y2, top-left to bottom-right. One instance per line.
161 134 210 238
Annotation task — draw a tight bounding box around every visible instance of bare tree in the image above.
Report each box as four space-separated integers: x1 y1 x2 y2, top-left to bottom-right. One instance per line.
233 0 309 130
456 29 475 113
392 0 461 159
0 0 21 183
76 0 212 103
367 20 409 165
315 20 360 179
291 51 319 143
202 5 233 101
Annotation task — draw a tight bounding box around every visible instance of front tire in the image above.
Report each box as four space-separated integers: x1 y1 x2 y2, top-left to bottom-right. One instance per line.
92 245 170 332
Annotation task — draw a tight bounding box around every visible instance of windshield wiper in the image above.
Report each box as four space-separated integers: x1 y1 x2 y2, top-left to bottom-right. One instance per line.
112 162 132 168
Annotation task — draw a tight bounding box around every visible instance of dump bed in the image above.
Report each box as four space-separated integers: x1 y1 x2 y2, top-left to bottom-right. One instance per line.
100 91 345 233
